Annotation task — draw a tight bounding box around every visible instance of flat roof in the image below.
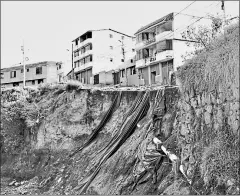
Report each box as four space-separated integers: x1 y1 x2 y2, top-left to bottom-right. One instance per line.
134 12 174 35
1 61 58 72
72 28 135 42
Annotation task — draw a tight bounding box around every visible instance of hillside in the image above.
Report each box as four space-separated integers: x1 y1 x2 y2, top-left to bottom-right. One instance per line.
1 22 239 195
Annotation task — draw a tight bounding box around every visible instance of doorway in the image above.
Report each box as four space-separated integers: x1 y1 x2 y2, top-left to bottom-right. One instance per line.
151 71 156 84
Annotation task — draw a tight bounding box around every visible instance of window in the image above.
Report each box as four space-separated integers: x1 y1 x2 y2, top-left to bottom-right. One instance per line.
13 82 19 87
110 46 113 50
121 70 125 77
1 73 4 79
21 69 23 73
121 59 124 62
109 34 113 38
110 58 113 62
75 39 78 46
36 67 42 75
121 36 124 40
38 79 44 84
130 67 136 75
57 67 58 70
132 49 135 52
10 71 16 78
131 59 133 63
59 64 61 69
74 62 77 68
32 80 35 85
27 69 29 72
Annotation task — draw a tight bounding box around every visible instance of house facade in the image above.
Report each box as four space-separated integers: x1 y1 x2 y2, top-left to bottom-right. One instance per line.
72 29 136 85
134 12 210 86
1 61 60 88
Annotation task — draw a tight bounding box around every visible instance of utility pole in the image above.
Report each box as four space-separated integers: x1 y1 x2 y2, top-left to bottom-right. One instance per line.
119 38 127 86
21 40 25 88
221 0 227 41
71 43 74 80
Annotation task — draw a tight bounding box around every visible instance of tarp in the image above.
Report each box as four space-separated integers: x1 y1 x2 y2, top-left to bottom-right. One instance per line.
76 91 151 194
69 91 122 157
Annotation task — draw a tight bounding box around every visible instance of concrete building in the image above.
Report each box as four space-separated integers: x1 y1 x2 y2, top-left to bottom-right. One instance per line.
72 29 135 85
134 12 210 86
1 61 61 88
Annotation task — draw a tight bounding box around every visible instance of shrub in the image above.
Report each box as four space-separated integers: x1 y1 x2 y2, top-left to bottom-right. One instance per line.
200 125 240 187
65 80 82 91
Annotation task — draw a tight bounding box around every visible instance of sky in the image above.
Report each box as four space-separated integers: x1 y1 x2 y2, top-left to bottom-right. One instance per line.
1 1 239 70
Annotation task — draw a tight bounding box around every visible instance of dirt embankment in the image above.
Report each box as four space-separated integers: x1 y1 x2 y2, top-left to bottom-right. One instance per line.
1 22 239 195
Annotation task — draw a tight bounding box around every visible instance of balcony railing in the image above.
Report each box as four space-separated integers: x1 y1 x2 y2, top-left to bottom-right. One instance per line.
143 37 156 45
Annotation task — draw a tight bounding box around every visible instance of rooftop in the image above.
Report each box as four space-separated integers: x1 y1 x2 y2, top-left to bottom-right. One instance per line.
72 28 135 42
1 61 58 72
134 12 174 35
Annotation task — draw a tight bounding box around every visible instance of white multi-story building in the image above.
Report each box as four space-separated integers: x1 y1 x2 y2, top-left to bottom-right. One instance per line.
72 29 135 85
134 12 211 86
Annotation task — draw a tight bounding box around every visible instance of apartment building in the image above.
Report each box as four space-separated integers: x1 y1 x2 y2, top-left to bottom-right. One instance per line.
135 12 210 86
1 61 61 88
72 29 135 85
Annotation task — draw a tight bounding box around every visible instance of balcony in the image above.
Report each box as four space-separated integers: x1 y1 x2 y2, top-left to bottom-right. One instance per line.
74 61 93 73
156 50 173 62
135 59 145 68
136 37 156 50
79 49 93 59
155 31 173 42
143 37 156 46
73 38 93 51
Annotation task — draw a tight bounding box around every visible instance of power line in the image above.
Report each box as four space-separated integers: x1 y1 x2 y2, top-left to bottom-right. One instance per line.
150 1 221 43
174 1 196 17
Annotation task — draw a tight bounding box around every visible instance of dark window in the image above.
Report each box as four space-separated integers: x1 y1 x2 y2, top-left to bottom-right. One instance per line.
110 46 113 49
36 67 42 75
10 71 16 78
59 64 61 69
75 39 78 46
110 58 113 62
38 79 44 84
13 82 19 87
132 49 135 52
131 59 133 63
57 67 58 70
27 69 29 72
109 34 113 38
21 69 23 73
121 70 125 77
74 62 77 68
32 80 35 85
121 36 124 40
121 59 124 62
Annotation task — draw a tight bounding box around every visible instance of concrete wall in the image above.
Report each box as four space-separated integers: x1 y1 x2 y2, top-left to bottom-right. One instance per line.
98 71 114 85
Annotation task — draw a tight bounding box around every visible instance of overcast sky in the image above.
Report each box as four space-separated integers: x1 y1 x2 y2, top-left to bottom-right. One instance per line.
1 1 239 69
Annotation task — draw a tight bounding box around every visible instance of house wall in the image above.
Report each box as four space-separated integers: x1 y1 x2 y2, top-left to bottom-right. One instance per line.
1 62 59 87
73 30 135 81
140 67 149 85
1 65 47 84
46 63 59 83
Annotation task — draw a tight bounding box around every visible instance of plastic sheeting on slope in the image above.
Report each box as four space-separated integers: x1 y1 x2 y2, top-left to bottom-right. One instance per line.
76 91 151 194
69 91 122 157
